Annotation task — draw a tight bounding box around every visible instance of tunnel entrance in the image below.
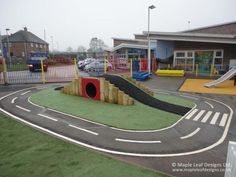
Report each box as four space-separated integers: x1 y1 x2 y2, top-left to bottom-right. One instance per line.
85 82 97 98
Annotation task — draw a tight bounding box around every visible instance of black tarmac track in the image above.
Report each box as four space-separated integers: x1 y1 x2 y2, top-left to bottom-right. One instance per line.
103 74 190 116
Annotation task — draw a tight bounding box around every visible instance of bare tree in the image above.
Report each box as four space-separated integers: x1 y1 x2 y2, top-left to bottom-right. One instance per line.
66 46 73 52
77 45 86 52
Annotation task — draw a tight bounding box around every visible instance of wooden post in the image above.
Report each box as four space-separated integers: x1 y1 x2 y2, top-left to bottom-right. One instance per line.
123 94 128 105
128 97 134 105
118 91 124 105
100 77 105 101
78 78 82 96
112 86 118 104
108 83 114 103
104 80 109 102
74 79 79 96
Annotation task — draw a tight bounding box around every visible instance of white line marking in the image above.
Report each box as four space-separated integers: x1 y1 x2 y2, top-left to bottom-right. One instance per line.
16 105 31 112
0 94 233 157
21 90 31 95
205 101 214 109
68 124 98 136
210 112 220 125
110 104 197 132
193 110 206 121
219 114 228 127
1 87 233 157
11 97 18 104
180 95 199 100
28 88 197 133
116 138 161 144
48 108 107 127
201 111 213 123
38 114 58 122
157 91 170 95
180 128 201 140
185 109 198 120
28 95 45 109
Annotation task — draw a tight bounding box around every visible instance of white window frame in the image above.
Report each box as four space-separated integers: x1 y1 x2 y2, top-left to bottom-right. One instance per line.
174 49 224 71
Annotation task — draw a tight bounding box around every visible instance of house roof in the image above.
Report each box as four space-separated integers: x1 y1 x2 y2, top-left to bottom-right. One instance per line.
2 29 47 44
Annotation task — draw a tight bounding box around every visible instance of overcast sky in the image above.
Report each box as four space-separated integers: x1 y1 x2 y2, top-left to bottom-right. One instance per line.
1 0 236 51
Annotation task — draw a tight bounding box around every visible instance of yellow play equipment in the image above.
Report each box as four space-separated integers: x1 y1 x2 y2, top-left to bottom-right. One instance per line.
155 69 185 77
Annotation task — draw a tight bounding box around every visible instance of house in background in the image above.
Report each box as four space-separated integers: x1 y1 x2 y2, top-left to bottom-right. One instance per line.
2 27 49 63
112 21 236 73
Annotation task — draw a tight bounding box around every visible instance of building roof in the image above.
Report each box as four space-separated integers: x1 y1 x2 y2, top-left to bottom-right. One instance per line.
182 21 236 34
112 43 148 52
112 37 147 42
137 31 236 44
2 28 47 44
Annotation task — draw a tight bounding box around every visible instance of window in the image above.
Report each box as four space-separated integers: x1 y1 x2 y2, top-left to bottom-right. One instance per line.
40 44 43 48
176 52 185 58
31 43 34 47
187 52 193 58
174 51 194 71
35 44 38 48
215 51 223 57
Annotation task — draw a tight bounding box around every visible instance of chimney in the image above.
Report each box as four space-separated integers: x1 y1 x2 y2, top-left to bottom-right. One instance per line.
23 27 28 31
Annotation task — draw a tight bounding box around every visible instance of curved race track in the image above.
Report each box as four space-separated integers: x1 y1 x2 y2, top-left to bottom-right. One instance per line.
0 86 233 157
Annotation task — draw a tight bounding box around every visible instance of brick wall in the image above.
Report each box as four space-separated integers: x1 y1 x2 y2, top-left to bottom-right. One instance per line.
8 42 49 59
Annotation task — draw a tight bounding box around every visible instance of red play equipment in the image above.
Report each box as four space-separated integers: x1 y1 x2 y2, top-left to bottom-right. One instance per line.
81 78 100 100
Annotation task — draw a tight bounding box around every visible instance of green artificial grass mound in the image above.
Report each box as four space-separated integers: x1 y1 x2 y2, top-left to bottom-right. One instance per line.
30 88 194 130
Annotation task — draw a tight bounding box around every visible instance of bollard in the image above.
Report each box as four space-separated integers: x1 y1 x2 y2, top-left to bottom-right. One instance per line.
40 59 45 84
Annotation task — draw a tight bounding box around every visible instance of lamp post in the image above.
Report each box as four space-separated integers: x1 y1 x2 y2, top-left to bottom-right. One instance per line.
147 5 155 75
6 28 11 65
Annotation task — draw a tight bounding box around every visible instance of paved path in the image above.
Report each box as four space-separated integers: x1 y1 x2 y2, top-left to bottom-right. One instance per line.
0 86 233 158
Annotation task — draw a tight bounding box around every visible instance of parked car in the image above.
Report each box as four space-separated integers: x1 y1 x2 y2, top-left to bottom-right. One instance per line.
27 52 48 72
84 59 112 72
78 58 96 70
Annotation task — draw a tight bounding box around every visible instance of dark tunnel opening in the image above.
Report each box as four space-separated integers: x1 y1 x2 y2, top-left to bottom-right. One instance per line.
85 82 97 98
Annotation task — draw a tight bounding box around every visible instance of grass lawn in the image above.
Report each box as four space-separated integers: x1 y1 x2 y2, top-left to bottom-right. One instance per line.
0 114 167 177
154 94 195 108
30 88 184 130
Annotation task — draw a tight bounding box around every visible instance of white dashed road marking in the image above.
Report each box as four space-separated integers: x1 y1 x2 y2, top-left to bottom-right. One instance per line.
21 90 31 95
193 110 206 121
219 114 228 127
38 114 58 122
11 97 18 104
68 124 99 136
185 109 198 120
205 101 214 109
201 111 213 123
180 128 201 140
115 138 162 144
16 105 31 112
210 112 220 125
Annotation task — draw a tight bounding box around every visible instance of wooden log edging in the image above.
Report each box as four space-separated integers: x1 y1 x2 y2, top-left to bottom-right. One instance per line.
62 77 134 106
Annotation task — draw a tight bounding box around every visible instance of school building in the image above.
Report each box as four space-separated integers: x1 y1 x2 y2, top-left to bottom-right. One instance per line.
112 21 236 73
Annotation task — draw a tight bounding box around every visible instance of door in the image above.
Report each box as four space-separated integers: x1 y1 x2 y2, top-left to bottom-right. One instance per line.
195 51 213 73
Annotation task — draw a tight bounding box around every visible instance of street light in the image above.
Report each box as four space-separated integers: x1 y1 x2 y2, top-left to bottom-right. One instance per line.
6 28 11 65
147 5 155 75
